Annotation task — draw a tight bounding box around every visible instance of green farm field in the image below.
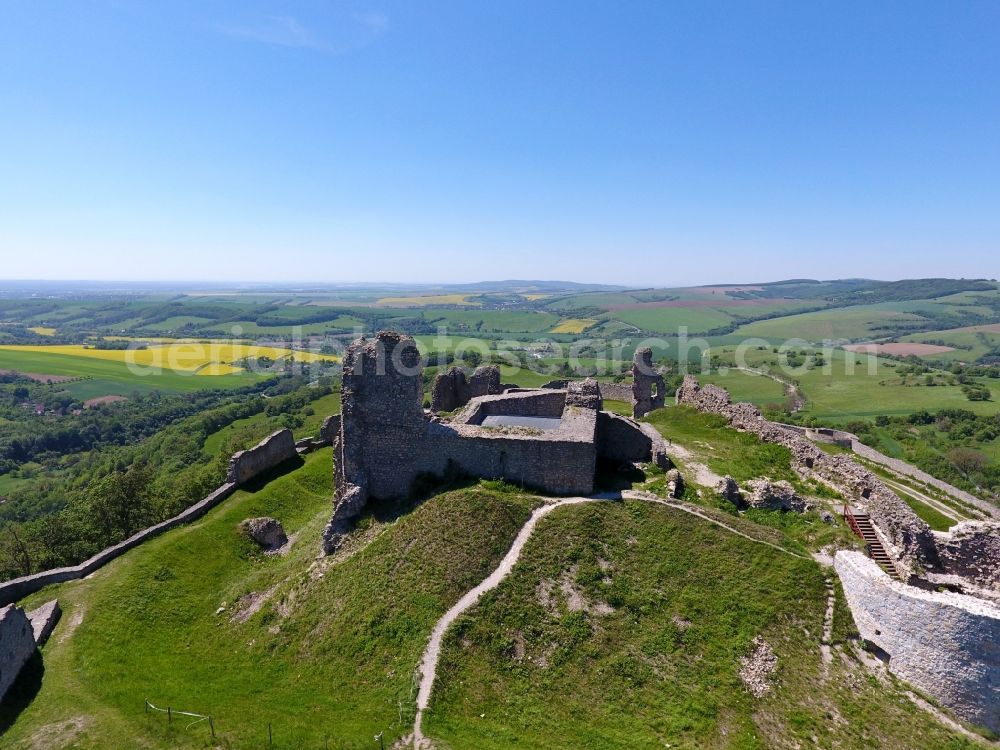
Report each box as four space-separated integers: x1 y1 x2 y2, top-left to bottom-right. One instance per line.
735 305 929 342
0 348 263 396
707 347 1000 421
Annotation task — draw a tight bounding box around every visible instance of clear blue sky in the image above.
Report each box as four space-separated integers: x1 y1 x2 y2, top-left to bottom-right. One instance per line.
1 1 998 286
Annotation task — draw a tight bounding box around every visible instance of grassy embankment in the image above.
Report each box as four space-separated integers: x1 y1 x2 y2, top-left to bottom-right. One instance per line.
1 450 541 748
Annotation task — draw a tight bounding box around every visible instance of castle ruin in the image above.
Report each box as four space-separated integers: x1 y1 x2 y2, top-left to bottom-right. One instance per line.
322 332 671 552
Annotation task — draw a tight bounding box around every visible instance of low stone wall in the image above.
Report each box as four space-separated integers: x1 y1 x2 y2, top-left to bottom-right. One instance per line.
0 431 332 607
226 429 297 484
597 412 651 464
0 482 235 607
0 604 36 701
597 382 633 403
835 551 1000 733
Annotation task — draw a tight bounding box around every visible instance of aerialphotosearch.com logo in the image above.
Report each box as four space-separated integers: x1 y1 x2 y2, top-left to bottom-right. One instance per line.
122 325 879 381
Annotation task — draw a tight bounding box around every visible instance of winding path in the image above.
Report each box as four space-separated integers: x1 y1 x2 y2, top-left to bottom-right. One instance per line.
411 489 810 747
411 495 612 747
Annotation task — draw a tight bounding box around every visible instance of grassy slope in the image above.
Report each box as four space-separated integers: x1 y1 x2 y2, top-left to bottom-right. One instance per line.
2 451 540 749
422 409 984 749
424 498 978 750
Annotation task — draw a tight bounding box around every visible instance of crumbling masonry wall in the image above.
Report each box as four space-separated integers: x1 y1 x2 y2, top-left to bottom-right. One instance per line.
226 429 297 485
0 604 36 702
632 348 665 418
430 365 502 412
836 551 1000 733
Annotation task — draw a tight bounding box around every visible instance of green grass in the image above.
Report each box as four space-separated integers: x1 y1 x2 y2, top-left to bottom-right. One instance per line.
645 405 798 484
424 499 978 750
890 485 956 532
700 368 788 405
2 453 543 749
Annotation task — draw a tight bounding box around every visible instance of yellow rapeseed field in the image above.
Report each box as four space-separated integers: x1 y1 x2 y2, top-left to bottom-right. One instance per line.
0 343 338 375
27 327 57 336
550 318 597 334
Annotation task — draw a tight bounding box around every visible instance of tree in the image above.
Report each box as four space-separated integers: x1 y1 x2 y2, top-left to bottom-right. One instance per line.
83 462 156 547
947 447 987 478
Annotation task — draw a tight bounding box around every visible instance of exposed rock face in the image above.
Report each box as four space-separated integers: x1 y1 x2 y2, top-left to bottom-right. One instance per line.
0 604 36 702
676 376 938 574
744 478 806 512
632 348 666 419
665 469 684 498
835 551 1000 733
935 522 1000 592
240 517 288 550
430 365 502 413
716 476 742 506
226 429 297 485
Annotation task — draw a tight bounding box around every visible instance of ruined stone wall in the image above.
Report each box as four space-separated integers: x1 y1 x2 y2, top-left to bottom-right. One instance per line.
0 604 36 702
598 382 634 404
835 551 1000 733
226 429 297 485
597 412 654 465
935 522 1000 591
320 414 340 444
324 335 607 552
423 424 597 496
336 332 426 502
430 365 502 412
456 390 566 424
632 348 665 418
675 376 938 572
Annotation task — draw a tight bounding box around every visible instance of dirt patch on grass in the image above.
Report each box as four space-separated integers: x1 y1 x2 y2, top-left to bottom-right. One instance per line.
230 584 279 624
842 343 955 356
58 605 85 643
0 369 75 383
25 715 94 749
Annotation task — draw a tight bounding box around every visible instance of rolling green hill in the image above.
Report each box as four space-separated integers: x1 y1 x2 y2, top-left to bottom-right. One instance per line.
1 416 989 748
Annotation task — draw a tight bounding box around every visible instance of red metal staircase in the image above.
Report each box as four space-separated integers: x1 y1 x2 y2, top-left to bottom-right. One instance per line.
843 505 900 580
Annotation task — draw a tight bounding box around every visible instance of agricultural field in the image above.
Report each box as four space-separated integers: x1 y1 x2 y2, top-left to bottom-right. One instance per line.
705 346 1000 421
549 318 597 334
375 293 480 306
735 305 930 342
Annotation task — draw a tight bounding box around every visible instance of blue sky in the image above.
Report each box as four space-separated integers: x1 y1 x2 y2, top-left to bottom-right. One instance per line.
1 1 998 286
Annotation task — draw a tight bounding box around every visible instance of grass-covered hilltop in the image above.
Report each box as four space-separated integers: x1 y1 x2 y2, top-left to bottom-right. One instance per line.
1 279 999 749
